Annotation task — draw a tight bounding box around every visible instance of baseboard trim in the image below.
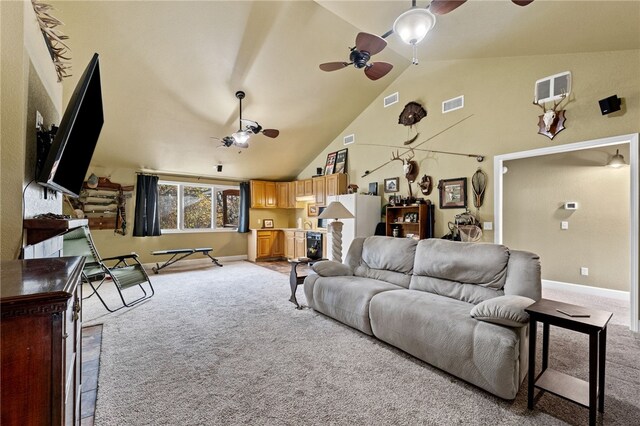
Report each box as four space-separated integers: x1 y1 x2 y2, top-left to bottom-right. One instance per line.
542 279 630 301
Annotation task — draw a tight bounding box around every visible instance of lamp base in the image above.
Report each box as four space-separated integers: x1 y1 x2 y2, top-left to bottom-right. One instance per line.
329 221 344 263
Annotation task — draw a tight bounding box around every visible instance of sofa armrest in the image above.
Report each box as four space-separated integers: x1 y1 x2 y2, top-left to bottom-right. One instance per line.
311 261 353 277
470 295 535 327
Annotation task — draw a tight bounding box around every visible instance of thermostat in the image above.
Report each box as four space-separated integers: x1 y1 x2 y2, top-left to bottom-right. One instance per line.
564 202 578 210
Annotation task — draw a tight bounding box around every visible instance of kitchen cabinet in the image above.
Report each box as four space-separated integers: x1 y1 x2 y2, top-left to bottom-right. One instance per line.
277 182 289 208
251 230 284 260
285 230 307 259
325 173 348 198
313 176 326 205
250 180 277 208
304 179 313 196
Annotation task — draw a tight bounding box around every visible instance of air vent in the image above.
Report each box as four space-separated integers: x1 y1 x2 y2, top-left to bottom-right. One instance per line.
384 92 399 108
442 95 464 113
535 71 571 104
343 134 355 145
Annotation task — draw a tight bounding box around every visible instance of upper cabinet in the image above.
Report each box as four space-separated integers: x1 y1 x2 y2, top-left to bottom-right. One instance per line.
250 173 347 209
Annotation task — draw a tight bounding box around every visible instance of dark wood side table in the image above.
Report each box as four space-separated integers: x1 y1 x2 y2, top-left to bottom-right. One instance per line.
288 258 327 309
525 299 613 426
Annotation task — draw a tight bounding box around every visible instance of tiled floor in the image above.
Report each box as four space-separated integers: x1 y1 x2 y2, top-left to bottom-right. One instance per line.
81 325 103 426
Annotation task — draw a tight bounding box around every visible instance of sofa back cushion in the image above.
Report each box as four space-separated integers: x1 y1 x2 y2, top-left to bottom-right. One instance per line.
346 236 417 288
410 239 509 304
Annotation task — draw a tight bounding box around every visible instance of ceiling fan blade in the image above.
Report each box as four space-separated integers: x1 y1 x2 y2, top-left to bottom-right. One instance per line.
355 32 387 56
429 0 467 15
319 62 350 72
512 0 534 6
262 129 279 138
364 62 393 81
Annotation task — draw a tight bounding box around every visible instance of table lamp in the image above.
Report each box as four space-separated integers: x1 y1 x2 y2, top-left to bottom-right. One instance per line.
318 201 354 263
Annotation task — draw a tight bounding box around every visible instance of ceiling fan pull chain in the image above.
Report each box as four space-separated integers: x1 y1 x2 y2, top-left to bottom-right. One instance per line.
412 44 419 65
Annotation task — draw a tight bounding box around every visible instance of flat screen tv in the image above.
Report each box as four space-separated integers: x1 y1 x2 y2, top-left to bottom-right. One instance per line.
37 53 104 198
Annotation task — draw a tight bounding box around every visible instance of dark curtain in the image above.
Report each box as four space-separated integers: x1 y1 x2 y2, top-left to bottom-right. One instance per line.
237 181 250 233
133 174 161 237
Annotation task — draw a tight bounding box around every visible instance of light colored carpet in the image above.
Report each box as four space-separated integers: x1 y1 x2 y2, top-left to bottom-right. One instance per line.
83 261 640 425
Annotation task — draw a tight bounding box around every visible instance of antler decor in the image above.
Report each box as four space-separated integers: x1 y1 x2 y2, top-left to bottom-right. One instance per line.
31 0 71 82
391 149 419 199
533 93 568 140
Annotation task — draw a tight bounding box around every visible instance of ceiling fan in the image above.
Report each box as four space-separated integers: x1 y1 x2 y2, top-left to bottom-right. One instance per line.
319 32 394 81
214 91 279 149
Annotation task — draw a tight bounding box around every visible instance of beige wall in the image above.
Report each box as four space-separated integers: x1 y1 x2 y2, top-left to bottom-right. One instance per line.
503 144 630 291
1 1 63 260
298 50 640 242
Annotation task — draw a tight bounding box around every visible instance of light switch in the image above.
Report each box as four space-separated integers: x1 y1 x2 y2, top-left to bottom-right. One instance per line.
561 221 569 230
483 222 493 231
581 267 589 276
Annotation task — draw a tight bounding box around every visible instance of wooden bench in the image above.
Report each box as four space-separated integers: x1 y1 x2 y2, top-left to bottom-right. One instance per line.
151 248 222 273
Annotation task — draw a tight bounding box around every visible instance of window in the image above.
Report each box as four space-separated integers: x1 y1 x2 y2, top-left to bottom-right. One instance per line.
158 180 239 232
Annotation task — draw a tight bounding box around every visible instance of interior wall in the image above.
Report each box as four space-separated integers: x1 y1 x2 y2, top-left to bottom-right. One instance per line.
298 49 640 243
74 166 249 264
1 1 63 260
503 144 630 291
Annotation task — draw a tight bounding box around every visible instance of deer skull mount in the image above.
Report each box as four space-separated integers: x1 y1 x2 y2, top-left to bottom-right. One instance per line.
534 94 568 140
391 149 419 198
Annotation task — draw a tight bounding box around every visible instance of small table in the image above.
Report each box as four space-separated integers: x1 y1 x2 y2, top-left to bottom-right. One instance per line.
288 258 326 309
525 299 612 426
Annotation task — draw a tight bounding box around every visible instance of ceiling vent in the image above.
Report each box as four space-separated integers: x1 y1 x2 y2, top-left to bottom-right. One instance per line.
384 92 399 108
343 134 355 145
442 95 464 113
535 71 571 104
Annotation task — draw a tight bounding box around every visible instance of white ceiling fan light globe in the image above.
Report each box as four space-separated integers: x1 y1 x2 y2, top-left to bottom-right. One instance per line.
232 130 251 145
393 8 436 45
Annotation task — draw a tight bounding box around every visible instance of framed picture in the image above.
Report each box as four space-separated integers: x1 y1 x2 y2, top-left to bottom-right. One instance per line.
384 177 399 193
307 204 318 217
403 212 418 223
263 219 274 228
439 177 467 209
334 149 348 174
324 151 337 175
368 182 378 196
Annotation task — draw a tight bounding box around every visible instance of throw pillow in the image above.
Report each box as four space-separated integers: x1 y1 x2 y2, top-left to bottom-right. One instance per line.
312 261 353 277
470 295 536 327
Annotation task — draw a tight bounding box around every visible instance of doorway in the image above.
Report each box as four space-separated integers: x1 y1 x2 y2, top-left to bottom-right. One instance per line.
493 134 638 332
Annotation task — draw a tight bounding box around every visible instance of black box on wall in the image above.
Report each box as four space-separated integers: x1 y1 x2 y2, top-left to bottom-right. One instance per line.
598 95 622 115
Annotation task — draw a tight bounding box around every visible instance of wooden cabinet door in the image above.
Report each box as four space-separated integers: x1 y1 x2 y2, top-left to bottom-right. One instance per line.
284 231 295 259
304 179 313 196
288 182 296 207
295 180 305 197
325 173 347 198
272 231 284 256
265 182 277 208
277 182 289 208
313 176 326 205
251 180 265 208
294 231 306 259
257 231 272 258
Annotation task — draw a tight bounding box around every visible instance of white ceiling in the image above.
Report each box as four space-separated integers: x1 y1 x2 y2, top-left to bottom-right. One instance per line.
49 0 640 181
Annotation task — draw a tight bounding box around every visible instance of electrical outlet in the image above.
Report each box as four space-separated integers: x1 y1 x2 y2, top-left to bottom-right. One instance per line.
561 221 569 230
581 267 589 276
483 222 493 231
36 110 44 129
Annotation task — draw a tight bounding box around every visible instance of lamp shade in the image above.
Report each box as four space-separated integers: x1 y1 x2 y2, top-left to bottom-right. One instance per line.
607 149 626 168
393 8 436 45
318 201 354 220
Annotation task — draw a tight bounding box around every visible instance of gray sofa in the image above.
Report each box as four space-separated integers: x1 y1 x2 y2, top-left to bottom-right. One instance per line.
303 236 541 399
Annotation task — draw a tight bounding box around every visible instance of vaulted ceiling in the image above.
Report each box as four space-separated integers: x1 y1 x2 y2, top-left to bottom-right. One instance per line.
49 1 640 181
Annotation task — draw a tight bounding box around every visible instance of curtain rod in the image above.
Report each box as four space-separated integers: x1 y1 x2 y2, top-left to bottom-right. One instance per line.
137 168 244 183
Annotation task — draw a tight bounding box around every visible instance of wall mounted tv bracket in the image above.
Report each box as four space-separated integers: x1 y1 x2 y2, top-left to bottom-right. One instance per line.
36 124 58 199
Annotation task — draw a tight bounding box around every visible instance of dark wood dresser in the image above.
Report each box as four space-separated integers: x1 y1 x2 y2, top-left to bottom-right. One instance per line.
1 256 85 425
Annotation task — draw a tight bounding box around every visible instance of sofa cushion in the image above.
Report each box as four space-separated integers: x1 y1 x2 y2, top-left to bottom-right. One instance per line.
369 290 523 399
410 239 509 304
312 276 403 335
470 295 535 327
348 236 417 289
312 261 353 277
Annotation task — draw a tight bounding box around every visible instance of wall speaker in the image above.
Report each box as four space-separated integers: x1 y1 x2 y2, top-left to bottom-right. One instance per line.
598 95 621 115
216 164 223 172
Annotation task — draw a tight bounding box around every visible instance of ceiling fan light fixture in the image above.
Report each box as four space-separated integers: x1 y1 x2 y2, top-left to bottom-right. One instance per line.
393 8 436 45
607 149 626 168
232 130 251 145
